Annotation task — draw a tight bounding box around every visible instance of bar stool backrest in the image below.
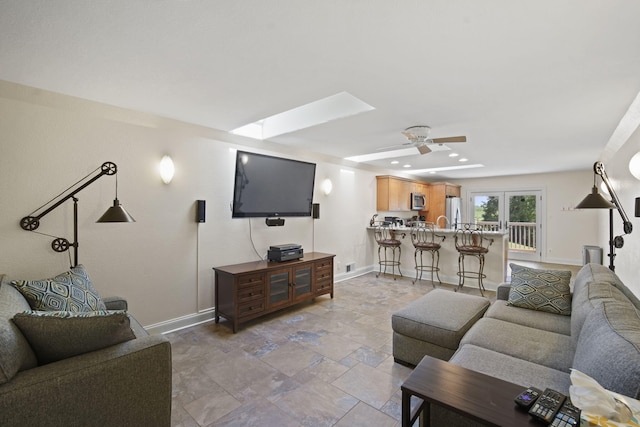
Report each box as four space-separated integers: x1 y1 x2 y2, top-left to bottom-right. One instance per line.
410 222 438 246
454 223 492 250
374 224 398 244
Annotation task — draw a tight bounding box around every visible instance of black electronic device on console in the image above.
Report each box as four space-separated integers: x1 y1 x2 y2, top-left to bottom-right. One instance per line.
514 387 542 410
528 388 566 424
267 244 303 262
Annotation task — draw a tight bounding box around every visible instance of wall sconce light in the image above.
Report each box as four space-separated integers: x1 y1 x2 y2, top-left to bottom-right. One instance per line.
629 152 640 180
159 155 175 184
321 178 333 196
20 161 135 267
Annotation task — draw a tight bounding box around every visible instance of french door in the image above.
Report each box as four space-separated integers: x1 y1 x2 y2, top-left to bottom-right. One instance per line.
469 190 543 261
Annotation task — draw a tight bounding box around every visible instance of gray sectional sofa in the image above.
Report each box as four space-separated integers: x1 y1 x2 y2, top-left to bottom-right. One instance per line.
449 263 640 401
418 263 640 426
0 273 172 426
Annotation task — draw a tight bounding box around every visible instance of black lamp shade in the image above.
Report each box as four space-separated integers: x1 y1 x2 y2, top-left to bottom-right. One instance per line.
97 199 136 223
576 186 616 209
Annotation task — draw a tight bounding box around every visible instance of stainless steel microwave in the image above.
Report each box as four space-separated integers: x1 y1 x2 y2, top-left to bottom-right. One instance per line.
411 192 426 210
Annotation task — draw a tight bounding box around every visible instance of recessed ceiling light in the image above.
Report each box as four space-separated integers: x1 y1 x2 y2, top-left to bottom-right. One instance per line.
403 164 411 168
459 158 469 162
391 160 399 164
231 91 374 140
449 153 459 157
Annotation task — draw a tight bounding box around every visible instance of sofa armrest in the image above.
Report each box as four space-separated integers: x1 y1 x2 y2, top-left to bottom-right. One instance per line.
0 334 172 427
102 295 128 311
496 283 511 301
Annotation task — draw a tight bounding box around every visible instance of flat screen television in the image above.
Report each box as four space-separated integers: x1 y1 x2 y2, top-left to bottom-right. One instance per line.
232 151 316 218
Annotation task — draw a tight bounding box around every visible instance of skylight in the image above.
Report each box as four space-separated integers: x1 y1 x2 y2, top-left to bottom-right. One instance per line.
230 92 375 140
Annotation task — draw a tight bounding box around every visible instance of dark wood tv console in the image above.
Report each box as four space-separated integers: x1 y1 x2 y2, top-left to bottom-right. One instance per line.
213 252 335 333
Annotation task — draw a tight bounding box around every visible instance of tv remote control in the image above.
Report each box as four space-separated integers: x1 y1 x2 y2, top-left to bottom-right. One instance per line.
514 387 542 409
528 388 566 423
550 398 580 427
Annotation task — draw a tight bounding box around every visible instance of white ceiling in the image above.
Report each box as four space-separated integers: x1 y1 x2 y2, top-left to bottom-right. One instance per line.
2 1 640 179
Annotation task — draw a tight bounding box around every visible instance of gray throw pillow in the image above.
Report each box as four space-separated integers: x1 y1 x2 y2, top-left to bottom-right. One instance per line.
507 263 572 316
12 310 135 365
11 264 106 312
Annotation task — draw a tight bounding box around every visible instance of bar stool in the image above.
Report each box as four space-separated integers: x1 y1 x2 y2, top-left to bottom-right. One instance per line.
374 224 403 279
454 224 494 296
410 223 446 286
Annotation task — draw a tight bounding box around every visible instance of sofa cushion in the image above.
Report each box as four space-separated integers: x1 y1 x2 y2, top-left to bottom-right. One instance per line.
12 310 136 365
485 300 571 335
573 301 640 399
450 344 572 394
507 263 572 316
459 317 575 372
0 277 38 384
392 289 490 350
573 264 640 310
570 280 630 343
11 264 106 312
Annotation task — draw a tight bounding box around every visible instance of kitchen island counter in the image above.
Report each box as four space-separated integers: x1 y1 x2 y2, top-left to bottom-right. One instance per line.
368 226 508 290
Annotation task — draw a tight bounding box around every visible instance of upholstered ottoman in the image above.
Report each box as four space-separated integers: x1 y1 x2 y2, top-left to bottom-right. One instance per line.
392 289 490 366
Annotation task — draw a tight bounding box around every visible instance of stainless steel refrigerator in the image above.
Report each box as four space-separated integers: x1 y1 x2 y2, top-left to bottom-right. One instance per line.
445 197 462 229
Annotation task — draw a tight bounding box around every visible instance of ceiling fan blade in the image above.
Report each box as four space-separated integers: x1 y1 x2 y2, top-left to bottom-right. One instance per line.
417 144 432 155
431 135 467 143
401 130 418 140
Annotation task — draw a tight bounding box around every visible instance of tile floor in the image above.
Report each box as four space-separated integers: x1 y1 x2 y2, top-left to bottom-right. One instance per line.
168 271 495 427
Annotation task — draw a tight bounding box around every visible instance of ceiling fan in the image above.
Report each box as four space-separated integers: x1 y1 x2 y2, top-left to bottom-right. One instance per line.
385 125 467 155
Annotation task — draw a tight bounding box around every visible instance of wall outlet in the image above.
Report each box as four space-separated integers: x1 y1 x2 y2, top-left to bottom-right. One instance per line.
346 262 356 272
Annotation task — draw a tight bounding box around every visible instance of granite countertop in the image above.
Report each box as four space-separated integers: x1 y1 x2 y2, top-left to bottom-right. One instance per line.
366 226 508 236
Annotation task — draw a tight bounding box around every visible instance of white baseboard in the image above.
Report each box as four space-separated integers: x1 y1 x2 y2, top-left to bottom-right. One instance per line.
148 262 511 335
541 256 583 266
145 308 216 335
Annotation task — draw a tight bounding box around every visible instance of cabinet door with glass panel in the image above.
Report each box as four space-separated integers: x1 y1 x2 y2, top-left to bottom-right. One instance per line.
266 263 313 309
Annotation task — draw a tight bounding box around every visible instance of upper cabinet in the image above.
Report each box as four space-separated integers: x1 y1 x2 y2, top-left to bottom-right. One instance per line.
377 176 413 211
425 182 461 224
376 175 432 212
376 176 460 218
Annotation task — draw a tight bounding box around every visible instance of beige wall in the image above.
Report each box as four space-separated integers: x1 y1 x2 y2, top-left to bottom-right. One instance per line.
2 80 637 331
0 81 379 329
601 124 640 298
450 170 603 265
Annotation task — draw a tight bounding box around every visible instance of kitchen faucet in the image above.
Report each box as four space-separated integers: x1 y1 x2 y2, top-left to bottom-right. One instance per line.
436 215 450 229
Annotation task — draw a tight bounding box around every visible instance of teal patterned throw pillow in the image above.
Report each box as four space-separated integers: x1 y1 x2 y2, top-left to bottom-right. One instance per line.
11 264 106 312
507 263 572 316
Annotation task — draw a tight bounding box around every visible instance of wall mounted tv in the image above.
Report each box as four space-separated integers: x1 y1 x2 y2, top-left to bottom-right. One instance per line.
232 151 316 218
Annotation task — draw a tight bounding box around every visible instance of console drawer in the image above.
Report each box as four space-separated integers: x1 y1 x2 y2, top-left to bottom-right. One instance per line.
316 278 332 293
237 284 265 304
238 300 265 319
237 273 264 289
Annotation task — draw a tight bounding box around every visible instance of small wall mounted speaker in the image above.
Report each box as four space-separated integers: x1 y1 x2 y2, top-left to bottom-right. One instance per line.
196 200 206 223
312 203 320 219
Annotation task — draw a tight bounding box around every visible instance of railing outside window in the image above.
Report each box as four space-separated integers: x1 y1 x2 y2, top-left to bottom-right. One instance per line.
477 221 536 253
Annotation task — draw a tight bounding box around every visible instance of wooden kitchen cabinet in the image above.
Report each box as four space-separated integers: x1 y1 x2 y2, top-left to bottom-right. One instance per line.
213 252 335 332
377 175 428 211
426 182 461 224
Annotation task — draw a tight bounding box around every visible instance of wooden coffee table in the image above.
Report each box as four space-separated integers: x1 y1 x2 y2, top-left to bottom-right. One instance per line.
401 355 537 426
